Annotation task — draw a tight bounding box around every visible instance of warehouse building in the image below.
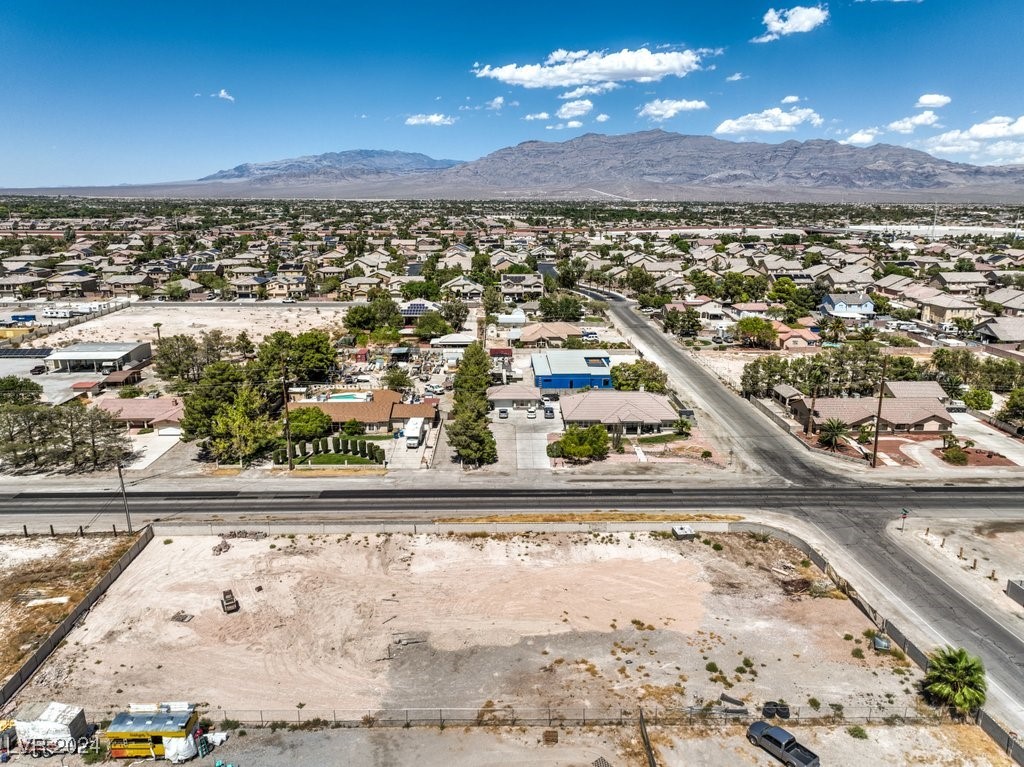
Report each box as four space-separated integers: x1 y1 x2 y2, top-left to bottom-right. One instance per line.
44 341 151 373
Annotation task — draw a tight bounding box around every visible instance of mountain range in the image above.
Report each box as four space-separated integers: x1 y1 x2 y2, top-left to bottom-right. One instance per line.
7 130 1024 202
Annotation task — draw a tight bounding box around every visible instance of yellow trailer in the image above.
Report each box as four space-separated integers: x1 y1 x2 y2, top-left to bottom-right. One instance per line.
104 703 198 761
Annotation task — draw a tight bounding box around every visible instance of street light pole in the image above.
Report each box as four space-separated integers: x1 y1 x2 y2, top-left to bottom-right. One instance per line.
116 461 133 534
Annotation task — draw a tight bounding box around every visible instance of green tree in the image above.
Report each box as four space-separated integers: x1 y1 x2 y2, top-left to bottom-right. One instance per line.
952 317 975 338
345 296 403 332
180 361 245 440
164 282 187 302
439 299 470 330
556 257 586 290
401 281 441 301
998 387 1024 421
625 267 656 295
209 383 277 466
415 311 452 340
610 360 669 394
233 331 255 357
539 295 583 322
679 307 702 337
154 334 204 382
384 367 413 390
550 424 609 462
923 646 987 716
735 317 778 349
0 376 42 405
287 406 333 441
816 418 851 452
482 285 504 315
448 342 497 466
962 388 993 411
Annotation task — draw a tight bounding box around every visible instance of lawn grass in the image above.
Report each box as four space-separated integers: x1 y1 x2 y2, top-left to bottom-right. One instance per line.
303 453 378 465
636 433 685 445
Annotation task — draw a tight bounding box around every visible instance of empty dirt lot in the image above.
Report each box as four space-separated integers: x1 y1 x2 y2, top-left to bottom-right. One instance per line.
0 534 134 687
35 303 350 347
21 531 927 727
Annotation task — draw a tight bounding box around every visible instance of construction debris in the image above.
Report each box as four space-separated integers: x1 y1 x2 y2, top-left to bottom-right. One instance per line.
220 530 268 540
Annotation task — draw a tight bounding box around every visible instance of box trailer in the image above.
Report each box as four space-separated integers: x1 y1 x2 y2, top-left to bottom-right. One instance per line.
10 314 36 323
14 701 90 756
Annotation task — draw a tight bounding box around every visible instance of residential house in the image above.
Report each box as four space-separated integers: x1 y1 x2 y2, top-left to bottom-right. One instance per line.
518 322 583 347
930 271 990 297
441 276 484 301
819 292 875 318
95 396 184 430
0 274 45 299
975 316 1024 344
45 273 97 298
101 274 153 297
883 381 949 403
772 321 820 349
500 274 544 302
228 276 270 299
266 275 310 300
287 390 436 434
793 396 952 434
559 390 678 434
913 293 978 324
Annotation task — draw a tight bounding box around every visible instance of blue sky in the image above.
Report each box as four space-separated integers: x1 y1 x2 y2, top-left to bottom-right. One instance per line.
2 0 1022 186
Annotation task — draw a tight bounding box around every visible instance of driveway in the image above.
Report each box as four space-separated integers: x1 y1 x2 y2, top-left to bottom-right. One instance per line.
490 407 557 471
952 412 1024 465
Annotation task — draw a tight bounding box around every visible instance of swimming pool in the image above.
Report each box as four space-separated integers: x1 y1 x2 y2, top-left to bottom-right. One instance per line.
327 392 372 402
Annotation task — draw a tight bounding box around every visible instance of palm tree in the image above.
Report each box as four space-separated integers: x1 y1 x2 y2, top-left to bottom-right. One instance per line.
804 362 829 435
816 418 851 452
923 646 987 717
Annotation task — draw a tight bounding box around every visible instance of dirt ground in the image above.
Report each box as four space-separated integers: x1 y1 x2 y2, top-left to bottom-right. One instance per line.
33 303 350 347
49 722 1013 767
20 532 923 727
899 519 1024 625
0 535 134 685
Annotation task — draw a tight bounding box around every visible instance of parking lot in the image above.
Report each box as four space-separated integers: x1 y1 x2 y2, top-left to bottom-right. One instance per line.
491 402 560 471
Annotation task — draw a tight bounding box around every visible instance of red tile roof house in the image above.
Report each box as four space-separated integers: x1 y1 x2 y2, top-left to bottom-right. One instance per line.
95 396 185 429
770 320 820 349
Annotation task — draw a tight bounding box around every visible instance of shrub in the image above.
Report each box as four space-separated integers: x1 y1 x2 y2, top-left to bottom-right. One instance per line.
807 697 821 711
700 449 713 460
851 647 865 659
341 438 350 454
311 439 321 454
942 446 969 465
221 719 241 731
847 725 868 740
357 440 367 458
332 436 340 452
711 542 723 551
705 661 719 673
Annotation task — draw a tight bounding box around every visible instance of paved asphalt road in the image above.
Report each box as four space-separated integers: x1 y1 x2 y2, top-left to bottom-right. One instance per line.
2 292 1023 727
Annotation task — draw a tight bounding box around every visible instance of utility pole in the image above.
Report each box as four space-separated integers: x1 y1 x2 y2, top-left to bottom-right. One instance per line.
281 356 294 470
116 461 133 534
870 355 889 469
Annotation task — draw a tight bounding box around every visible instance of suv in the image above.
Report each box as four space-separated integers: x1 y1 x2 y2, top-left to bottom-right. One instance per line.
497 408 509 419
30 365 46 375
543 407 555 419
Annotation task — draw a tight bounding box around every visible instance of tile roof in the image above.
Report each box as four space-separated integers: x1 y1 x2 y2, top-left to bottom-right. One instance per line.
560 391 677 425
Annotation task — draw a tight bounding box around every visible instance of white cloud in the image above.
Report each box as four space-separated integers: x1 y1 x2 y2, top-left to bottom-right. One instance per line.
842 128 882 145
595 113 610 123
915 93 951 108
211 89 235 102
557 99 594 119
474 47 704 88
921 115 1024 164
726 72 747 82
546 120 584 131
714 106 823 133
781 95 801 104
752 5 830 43
887 110 939 133
486 96 505 110
559 83 620 99
193 92 202 97
638 98 709 122
524 112 550 121
405 113 456 126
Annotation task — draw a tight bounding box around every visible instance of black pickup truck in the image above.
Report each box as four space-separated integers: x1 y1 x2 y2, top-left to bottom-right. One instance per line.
747 721 820 767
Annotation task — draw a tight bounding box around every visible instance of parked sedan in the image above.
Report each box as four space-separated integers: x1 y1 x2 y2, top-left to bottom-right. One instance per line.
497 408 509 419
543 407 555 419
526 406 537 419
